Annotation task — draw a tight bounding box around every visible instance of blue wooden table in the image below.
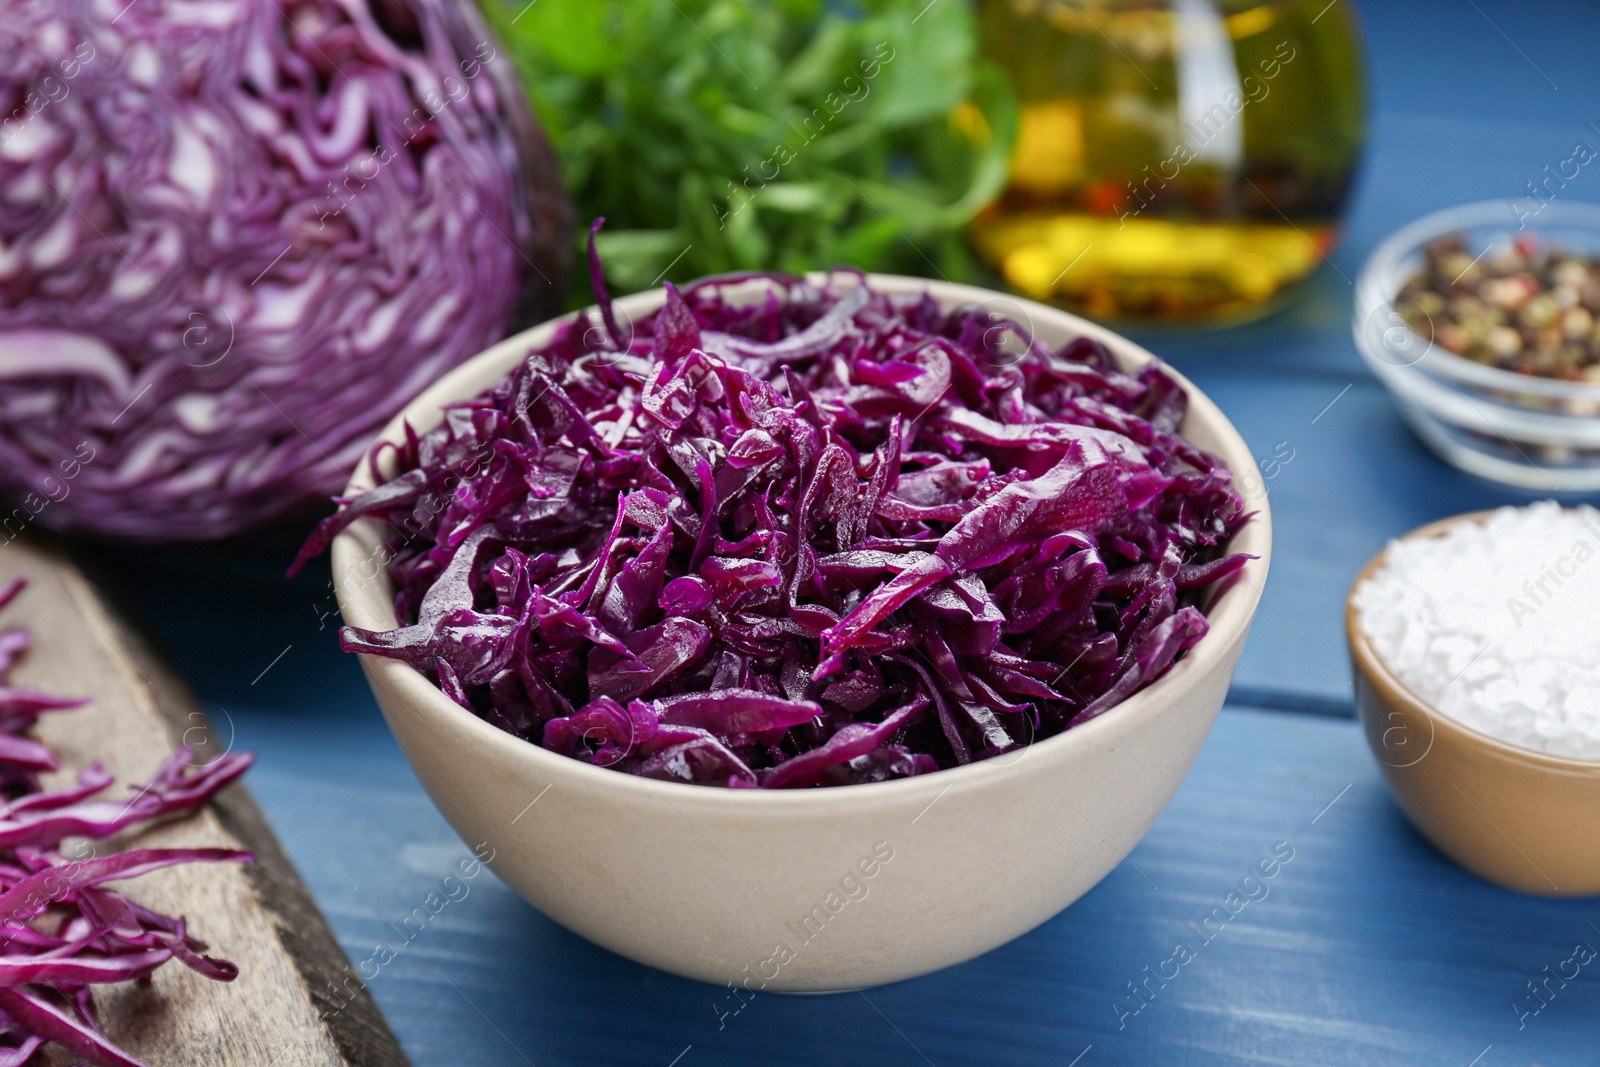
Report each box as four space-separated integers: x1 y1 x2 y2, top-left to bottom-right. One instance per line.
89 3 1600 1063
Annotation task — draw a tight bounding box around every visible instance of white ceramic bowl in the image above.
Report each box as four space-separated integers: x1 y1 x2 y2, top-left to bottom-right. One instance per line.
331 277 1272 991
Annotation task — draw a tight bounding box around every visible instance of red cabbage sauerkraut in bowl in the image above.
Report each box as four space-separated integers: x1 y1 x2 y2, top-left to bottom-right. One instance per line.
301 240 1254 789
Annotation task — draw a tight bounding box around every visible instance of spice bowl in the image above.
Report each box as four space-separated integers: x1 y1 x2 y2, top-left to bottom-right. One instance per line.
332 277 1272 990
1347 512 1600 897
1353 200 1600 492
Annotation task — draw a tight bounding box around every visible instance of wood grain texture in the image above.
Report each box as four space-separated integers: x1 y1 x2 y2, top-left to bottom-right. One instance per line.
0 539 409 1067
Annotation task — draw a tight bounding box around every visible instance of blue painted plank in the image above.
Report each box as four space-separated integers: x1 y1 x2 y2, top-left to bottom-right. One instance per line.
1363 0 1597 131
1179 372 1595 708
86 549 1598 1066
49 4 1600 1065
226 692 1600 1067
86 535 1600 1066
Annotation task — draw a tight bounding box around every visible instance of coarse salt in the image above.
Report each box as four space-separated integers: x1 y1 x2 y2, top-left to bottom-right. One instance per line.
1355 501 1600 761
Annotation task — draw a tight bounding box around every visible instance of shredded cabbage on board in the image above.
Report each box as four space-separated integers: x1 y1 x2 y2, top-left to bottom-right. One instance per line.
0 578 251 1067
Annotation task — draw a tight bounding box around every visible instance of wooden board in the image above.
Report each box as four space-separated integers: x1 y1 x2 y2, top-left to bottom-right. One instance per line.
0 538 409 1067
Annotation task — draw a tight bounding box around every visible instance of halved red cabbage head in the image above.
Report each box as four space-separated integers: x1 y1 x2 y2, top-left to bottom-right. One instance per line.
0 0 570 541
300 237 1251 787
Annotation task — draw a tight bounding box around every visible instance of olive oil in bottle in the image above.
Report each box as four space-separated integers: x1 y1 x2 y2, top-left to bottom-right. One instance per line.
973 0 1365 323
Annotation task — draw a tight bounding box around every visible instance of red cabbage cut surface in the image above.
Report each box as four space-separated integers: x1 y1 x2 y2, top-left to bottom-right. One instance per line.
0 578 252 1067
0 0 570 541
300 237 1251 788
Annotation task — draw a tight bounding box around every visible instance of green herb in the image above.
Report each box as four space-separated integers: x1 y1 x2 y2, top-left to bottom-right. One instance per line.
484 0 1017 295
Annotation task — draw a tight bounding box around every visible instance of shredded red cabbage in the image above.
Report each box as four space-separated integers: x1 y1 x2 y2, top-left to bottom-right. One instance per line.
0 577 252 1067
299 230 1251 788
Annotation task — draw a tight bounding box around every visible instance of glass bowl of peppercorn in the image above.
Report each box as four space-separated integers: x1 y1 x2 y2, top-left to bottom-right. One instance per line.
1354 199 1600 491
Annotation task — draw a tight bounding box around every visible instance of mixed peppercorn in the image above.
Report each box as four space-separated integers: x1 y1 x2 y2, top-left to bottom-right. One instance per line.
1396 234 1600 383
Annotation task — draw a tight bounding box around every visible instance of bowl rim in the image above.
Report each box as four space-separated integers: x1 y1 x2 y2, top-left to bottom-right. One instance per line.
1346 508 1600 774
331 274 1273 808
1353 198 1600 403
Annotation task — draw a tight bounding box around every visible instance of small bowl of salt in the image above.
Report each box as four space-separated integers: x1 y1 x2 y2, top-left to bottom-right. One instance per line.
1348 502 1600 897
